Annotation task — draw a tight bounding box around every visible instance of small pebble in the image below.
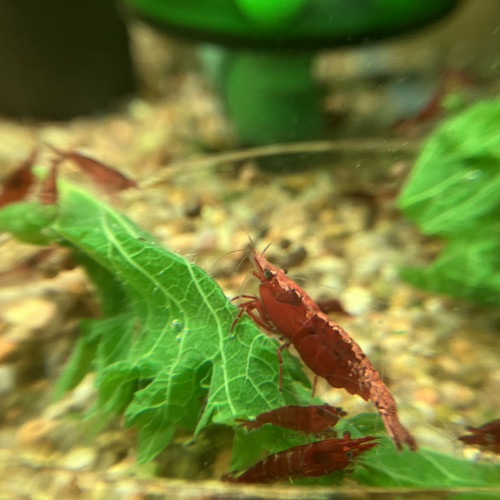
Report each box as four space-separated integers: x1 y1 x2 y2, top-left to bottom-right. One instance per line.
2 298 58 334
60 446 97 470
184 198 203 218
279 238 292 250
440 381 476 408
16 418 57 445
44 374 96 419
413 386 439 406
449 337 478 364
0 338 17 362
195 228 217 254
281 246 308 268
340 286 373 315
0 364 16 394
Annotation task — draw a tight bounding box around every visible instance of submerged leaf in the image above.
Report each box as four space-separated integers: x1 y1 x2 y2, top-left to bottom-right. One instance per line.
344 414 500 489
398 98 500 304
400 232 500 305
353 439 500 488
0 201 57 244
0 181 309 463
398 98 500 236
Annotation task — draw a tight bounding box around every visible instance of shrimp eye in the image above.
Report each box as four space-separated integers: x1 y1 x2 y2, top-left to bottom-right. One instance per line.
263 268 273 279
282 268 288 274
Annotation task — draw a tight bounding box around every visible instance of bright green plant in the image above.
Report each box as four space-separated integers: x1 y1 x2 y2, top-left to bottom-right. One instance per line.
0 181 312 463
398 97 500 305
1 179 499 488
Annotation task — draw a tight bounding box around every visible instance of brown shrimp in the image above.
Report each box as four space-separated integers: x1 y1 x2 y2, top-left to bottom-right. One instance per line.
222 433 378 483
237 404 347 434
458 418 500 454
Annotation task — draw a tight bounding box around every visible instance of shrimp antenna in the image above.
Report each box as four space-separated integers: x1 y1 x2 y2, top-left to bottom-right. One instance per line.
245 231 256 252
205 217 252 275
207 248 246 277
261 240 273 256
261 225 293 256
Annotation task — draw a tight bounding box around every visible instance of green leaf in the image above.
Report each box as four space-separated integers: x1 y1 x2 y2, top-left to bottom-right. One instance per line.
0 201 57 244
345 415 500 489
398 98 500 236
0 181 310 463
230 413 500 488
353 438 500 489
53 317 102 399
400 234 500 305
339 414 499 489
397 98 500 304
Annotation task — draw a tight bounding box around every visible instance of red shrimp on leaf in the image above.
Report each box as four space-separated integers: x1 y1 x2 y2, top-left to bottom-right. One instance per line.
237 404 347 434
222 433 378 483
458 418 500 454
232 250 417 451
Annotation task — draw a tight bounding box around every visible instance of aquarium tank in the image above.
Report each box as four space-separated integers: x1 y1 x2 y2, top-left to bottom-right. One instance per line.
0 0 499 498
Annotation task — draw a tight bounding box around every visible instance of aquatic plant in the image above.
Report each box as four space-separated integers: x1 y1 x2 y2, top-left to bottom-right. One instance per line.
398 98 500 305
0 163 498 488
